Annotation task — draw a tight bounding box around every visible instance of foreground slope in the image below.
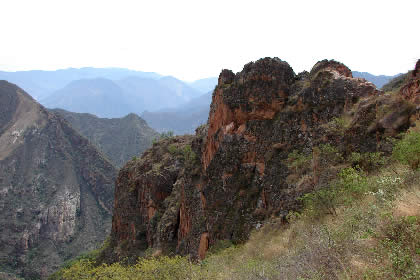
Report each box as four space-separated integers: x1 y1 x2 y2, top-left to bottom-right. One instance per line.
0 81 117 279
107 58 418 262
52 109 159 168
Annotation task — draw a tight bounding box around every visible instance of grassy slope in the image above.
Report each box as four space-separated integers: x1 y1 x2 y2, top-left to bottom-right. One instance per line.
50 129 420 279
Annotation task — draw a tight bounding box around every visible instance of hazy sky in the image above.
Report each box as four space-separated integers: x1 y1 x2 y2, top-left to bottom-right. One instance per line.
1 0 419 81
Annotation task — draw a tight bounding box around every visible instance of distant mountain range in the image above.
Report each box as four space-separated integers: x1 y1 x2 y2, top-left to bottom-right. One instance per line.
141 91 212 134
188 77 218 93
352 71 402 88
0 67 402 135
41 76 203 118
0 67 161 100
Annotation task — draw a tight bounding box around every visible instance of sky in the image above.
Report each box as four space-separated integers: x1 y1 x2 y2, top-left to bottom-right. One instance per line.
0 0 419 81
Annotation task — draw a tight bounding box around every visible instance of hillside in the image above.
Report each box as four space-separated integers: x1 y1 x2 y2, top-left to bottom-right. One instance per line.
52 109 159 168
0 81 117 279
52 58 420 279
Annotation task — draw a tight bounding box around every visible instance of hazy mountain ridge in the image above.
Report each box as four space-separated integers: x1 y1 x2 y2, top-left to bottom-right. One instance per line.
141 92 212 134
188 77 218 93
52 109 159 168
0 68 402 136
41 76 203 119
0 68 161 100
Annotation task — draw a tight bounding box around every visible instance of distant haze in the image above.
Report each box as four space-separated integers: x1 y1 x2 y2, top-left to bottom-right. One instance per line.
0 0 418 81
0 67 404 134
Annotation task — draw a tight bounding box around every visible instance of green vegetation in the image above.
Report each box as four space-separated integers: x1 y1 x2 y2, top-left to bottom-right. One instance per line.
393 132 420 170
167 144 197 165
168 144 178 155
324 117 351 135
51 132 420 279
381 73 409 93
350 151 386 172
160 131 175 139
287 149 312 174
153 131 175 145
182 145 197 164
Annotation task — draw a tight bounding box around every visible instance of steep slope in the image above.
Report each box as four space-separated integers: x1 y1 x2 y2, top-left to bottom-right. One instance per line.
107 58 418 263
52 109 159 168
0 81 117 279
352 71 402 89
0 68 161 100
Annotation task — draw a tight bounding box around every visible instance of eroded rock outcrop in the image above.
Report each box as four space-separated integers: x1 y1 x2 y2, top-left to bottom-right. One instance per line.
109 58 419 262
400 59 420 105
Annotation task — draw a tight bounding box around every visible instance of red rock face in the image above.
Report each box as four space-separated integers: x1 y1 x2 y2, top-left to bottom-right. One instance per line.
400 59 420 105
109 58 418 262
203 58 294 170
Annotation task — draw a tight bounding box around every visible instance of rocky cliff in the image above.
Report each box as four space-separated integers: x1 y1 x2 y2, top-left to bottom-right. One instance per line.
399 59 420 105
51 109 159 168
108 58 418 262
0 81 117 279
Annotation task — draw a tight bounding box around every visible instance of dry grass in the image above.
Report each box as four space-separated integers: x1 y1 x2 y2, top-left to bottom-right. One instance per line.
200 164 420 280
52 164 419 280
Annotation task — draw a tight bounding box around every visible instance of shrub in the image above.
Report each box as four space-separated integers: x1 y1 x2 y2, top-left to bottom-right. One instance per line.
350 152 386 172
338 167 368 197
380 215 420 278
300 167 368 218
325 117 350 135
182 145 196 164
287 150 312 174
300 187 338 217
167 144 179 155
319 144 343 164
392 132 420 170
160 131 174 139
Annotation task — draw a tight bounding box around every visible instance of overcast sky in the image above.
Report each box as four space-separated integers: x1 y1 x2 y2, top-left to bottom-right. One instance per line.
1 0 419 81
